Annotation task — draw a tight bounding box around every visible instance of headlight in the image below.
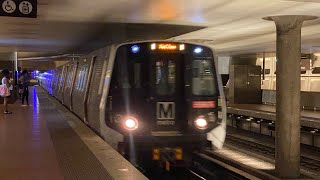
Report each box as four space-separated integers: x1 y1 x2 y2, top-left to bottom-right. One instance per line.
194 116 208 129
123 116 139 130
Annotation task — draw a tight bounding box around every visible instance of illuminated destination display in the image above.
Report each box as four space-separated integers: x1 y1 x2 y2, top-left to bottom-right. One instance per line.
158 43 177 50
151 43 179 50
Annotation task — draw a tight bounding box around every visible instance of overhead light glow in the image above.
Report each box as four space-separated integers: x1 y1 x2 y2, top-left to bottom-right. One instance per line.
131 45 140 54
194 47 203 54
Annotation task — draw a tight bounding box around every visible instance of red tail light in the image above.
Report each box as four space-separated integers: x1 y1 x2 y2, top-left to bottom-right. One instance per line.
192 101 215 108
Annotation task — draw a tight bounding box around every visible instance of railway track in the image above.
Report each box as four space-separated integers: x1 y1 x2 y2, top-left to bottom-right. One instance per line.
148 132 320 179
190 152 249 180
145 151 250 180
225 134 320 175
145 165 210 180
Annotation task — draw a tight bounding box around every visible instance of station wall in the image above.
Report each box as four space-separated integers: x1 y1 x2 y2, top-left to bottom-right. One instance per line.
19 60 70 71
256 53 320 92
220 52 320 93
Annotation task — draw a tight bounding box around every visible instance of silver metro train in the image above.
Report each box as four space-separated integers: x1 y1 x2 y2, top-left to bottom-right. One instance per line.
39 40 227 169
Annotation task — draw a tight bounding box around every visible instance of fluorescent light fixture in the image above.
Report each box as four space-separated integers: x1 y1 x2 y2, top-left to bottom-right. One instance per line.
179 44 185 51
151 43 156 50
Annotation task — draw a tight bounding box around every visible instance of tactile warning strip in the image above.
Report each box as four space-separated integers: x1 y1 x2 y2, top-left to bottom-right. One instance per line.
36 90 113 180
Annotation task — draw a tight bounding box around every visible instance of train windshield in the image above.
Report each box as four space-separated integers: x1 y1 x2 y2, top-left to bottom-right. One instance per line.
155 60 176 95
192 60 216 95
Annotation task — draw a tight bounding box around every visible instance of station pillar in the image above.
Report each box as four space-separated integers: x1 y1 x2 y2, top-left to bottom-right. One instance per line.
263 15 317 178
13 52 19 85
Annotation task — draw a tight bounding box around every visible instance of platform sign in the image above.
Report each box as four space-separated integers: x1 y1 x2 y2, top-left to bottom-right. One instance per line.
0 0 37 18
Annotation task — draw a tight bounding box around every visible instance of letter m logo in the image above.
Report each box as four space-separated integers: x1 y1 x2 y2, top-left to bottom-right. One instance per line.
157 102 175 119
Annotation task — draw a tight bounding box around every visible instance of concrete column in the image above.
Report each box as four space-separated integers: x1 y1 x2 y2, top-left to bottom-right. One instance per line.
13 52 18 71
13 52 19 85
263 15 317 178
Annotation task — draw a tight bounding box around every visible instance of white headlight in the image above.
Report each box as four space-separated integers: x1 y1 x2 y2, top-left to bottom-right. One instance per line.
195 117 208 129
123 117 139 130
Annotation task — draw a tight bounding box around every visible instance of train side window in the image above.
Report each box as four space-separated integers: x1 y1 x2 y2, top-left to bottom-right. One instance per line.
65 66 70 88
54 71 59 88
59 67 65 91
192 60 216 96
76 66 88 91
81 65 89 91
98 59 108 95
76 68 82 90
80 68 84 90
79 67 84 91
66 65 73 88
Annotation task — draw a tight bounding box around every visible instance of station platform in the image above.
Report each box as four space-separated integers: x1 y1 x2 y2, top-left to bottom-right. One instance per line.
0 86 147 180
227 104 320 129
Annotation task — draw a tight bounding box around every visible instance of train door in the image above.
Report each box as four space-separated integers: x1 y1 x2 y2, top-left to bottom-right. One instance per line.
150 53 185 132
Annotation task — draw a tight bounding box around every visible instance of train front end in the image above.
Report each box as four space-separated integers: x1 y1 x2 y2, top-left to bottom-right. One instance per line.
105 41 226 168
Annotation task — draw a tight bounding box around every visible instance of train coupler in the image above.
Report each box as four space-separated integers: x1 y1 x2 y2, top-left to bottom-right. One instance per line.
152 147 187 172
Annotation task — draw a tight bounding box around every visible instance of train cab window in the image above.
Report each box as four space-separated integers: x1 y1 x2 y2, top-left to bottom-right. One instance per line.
192 60 216 96
118 62 131 89
116 61 144 89
155 60 176 95
133 63 142 88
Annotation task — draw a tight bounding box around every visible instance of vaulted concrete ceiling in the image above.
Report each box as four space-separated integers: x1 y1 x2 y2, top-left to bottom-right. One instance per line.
0 0 319 58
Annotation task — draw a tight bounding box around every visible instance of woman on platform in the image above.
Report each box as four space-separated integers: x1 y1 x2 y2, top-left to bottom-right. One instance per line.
1 69 12 114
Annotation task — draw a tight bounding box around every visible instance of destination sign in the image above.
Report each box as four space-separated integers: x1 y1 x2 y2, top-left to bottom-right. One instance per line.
151 43 185 51
158 44 177 50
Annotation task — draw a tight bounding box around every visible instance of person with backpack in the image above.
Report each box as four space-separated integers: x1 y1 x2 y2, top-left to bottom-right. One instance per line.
19 70 30 106
1 69 12 114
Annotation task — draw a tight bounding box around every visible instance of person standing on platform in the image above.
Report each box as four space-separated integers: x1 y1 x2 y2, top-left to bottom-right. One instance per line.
19 70 30 106
1 69 12 114
18 71 23 98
